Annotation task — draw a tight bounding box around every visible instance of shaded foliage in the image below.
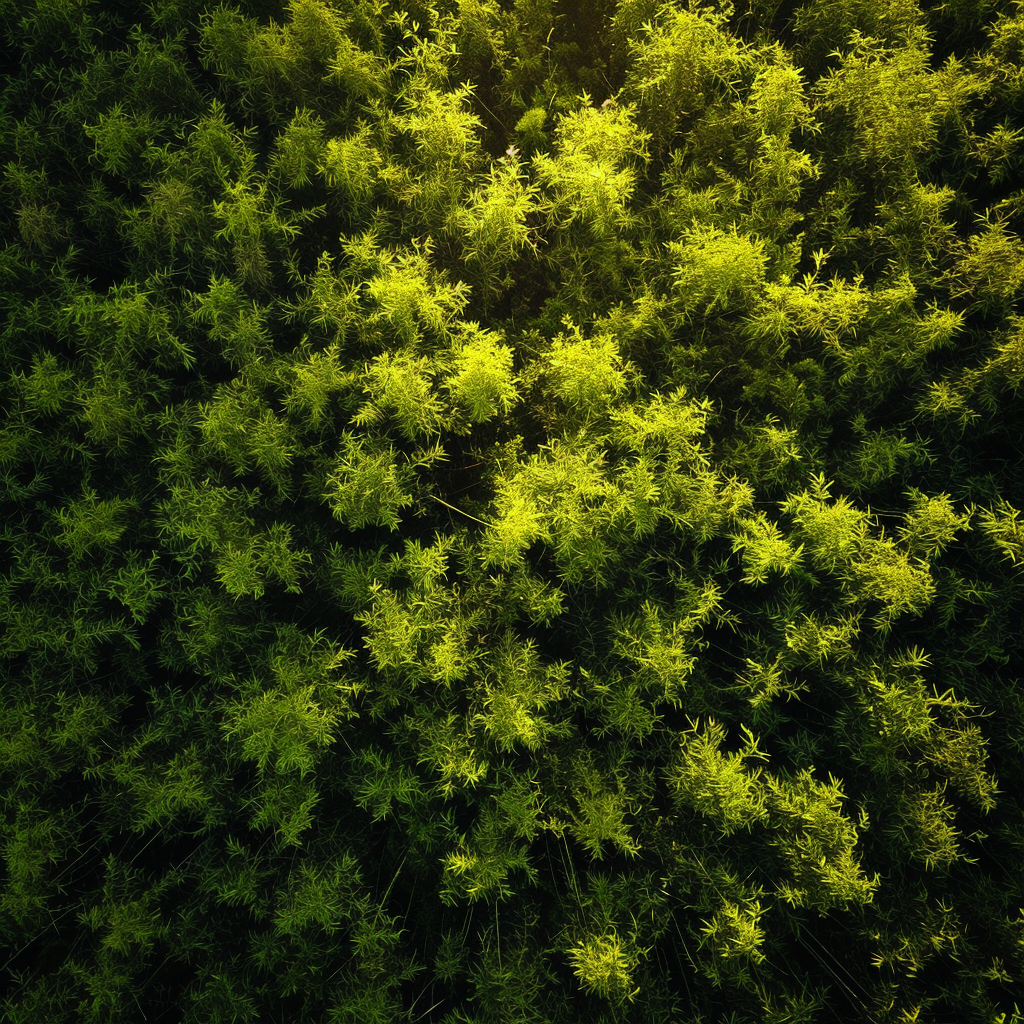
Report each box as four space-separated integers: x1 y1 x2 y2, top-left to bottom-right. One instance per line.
2 0 1024 1022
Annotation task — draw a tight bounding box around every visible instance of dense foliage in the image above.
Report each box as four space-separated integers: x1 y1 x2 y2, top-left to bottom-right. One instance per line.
3 0 1024 1020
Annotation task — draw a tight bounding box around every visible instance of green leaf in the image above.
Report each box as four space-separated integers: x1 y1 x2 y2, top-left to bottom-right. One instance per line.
666 718 769 835
765 768 879 910
667 223 769 317
322 433 415 531
444 323 519 423
780 473 871 572
53 489 134 560
729 511 805 584
567 929 640 1003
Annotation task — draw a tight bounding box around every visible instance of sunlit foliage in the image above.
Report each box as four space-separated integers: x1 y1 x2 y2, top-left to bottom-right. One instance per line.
1 0 1021 1021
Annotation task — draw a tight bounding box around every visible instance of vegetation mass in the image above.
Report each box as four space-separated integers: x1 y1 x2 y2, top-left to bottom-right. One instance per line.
3 0 1024 1020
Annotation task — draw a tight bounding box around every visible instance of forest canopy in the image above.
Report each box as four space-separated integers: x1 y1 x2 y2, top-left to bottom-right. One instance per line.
2 0 1024 1021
